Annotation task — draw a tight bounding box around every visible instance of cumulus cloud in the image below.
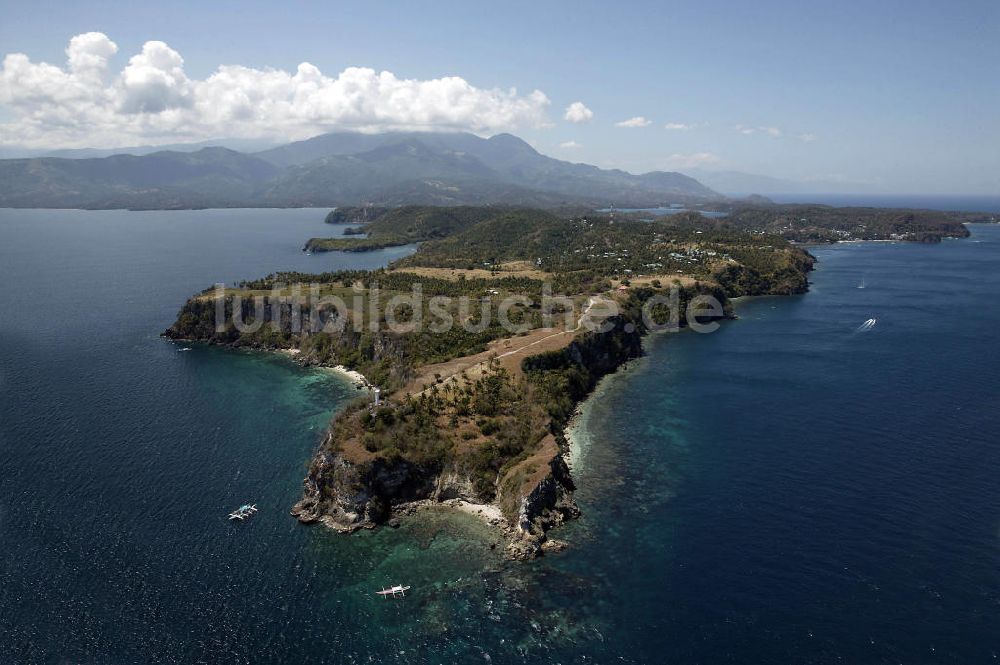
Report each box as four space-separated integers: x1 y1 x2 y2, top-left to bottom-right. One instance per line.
119 41 192 114
564 101 593 123
0 33 552 148
615 116 651 128
664 122 692 130
559 140 582 149
797 132 817 143
67 32 118 77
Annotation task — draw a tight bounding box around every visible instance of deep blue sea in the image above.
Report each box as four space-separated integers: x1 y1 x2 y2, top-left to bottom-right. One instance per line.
1 208 998 664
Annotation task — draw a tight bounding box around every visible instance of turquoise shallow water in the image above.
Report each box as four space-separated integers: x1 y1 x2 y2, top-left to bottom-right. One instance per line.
1 209 998 663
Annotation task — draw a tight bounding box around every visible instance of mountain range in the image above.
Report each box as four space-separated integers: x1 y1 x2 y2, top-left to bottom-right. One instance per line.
683 169 881 197
0 132 721 209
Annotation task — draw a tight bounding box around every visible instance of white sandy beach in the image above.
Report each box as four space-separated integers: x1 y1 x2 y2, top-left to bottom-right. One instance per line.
330 365 374 389
276 348 374 389
449 499 504 524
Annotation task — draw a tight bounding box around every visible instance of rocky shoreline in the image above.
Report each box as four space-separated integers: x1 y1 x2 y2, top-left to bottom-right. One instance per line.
164 295 726 559
163 331 577 560
288 387 590 560
286 318 648 560
162 266 799 560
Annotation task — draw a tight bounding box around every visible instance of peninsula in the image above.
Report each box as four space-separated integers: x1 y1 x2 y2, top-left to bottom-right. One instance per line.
166 201 992 555
166 205 815 557
165 201 993 556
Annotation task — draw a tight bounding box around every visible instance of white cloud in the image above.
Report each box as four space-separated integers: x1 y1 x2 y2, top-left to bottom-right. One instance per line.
615 116 651 128
0 33 553 148
664 122 692 130
119 41 192 114
564 101 593 123
797 132 817 143
559 140 582 149
66 32 118 77
736 124 782 138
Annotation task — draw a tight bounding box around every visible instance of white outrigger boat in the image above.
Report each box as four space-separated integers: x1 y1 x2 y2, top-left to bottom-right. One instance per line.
228 504 258 521
375 584 410 599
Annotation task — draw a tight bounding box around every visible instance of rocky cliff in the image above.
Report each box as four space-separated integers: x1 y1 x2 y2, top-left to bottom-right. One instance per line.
292 315 645 559
163 293 413 388
165 277 769 559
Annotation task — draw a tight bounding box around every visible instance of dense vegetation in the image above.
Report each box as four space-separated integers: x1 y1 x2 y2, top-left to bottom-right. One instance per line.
304 236 410 252
390 209 814 294
306 205 510 252
523 283 729 421
308 280 726 515
169 267 571 390
330 357 554 501
670 204 981 243
173 206 816 399
324 206 389 225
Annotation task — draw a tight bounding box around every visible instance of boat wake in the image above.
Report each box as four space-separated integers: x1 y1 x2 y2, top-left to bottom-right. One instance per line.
856 318 877 332
228 504 258 521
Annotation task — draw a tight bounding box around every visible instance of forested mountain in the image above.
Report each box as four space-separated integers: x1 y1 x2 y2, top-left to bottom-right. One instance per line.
0 147 280 209
256 132 719 205
0 131 721 209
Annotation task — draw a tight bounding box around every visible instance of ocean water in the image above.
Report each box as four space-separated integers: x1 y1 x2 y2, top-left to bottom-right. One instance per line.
566 226 1000 663
1 209 998 663
598 206 729 218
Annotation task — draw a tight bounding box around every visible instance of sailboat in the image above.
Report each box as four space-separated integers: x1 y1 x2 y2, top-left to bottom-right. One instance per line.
858 278 866 289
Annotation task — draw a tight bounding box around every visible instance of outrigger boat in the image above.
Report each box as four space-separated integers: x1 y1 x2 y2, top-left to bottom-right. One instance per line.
228 504 258 521
376 584 410 598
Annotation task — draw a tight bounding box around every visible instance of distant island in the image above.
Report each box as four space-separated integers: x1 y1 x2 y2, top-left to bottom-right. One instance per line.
305 202 984 255
696 203 984 243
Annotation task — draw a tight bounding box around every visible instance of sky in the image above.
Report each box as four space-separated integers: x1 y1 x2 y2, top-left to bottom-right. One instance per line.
0 0 997 193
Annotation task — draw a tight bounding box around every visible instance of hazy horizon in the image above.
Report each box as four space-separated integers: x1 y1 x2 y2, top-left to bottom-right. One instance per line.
1 1 998 194
2 130 998 199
